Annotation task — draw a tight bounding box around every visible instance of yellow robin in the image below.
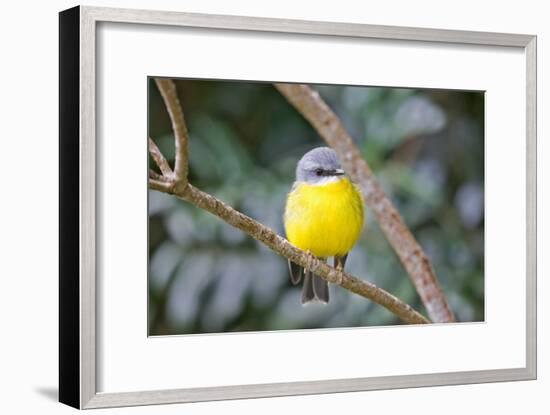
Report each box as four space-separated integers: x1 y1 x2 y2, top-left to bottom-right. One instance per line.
284 147 364 304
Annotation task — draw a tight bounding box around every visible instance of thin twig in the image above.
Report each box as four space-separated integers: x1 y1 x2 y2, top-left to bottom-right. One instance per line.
149 178 174 193
149 169 165 181
154 78 190 185
148 137 173 177
149 179 429 325
275 83 455 323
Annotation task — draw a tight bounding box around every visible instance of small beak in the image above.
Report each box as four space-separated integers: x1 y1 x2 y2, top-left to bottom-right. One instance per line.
333 169 345 176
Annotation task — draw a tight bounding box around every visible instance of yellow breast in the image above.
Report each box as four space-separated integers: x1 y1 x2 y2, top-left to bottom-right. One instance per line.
284 178 364 258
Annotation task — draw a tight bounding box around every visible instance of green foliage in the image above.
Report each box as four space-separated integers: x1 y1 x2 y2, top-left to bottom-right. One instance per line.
148 79 484 335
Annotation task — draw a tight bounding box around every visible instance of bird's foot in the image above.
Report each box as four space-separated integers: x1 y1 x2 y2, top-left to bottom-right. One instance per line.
334 258 344 284
304 250 316 273
334 270 344 285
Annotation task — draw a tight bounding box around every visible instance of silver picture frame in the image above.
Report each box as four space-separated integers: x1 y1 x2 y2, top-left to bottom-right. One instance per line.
59 5 537 409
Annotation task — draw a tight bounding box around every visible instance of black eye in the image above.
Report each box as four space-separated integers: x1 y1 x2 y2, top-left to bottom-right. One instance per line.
315 168 323 176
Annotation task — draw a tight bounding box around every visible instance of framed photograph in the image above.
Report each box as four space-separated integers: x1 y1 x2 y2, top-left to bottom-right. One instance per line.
59 5 537 409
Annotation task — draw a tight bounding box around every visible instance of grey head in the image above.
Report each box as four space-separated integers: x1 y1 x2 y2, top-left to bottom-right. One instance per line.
296 147 345 184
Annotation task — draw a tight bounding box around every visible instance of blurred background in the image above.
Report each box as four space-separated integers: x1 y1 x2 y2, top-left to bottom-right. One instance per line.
148 79 484 335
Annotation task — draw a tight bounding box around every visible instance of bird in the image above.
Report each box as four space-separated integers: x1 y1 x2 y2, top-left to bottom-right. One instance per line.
284 147 364 304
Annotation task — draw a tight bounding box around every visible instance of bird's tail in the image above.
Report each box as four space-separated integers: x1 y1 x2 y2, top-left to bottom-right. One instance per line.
288 259 330 304
302 272 329 304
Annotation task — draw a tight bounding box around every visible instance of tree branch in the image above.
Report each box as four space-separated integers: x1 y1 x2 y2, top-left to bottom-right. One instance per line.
154 78 190 185
150 180 429 325
149 79 431 325
274 83 455 323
